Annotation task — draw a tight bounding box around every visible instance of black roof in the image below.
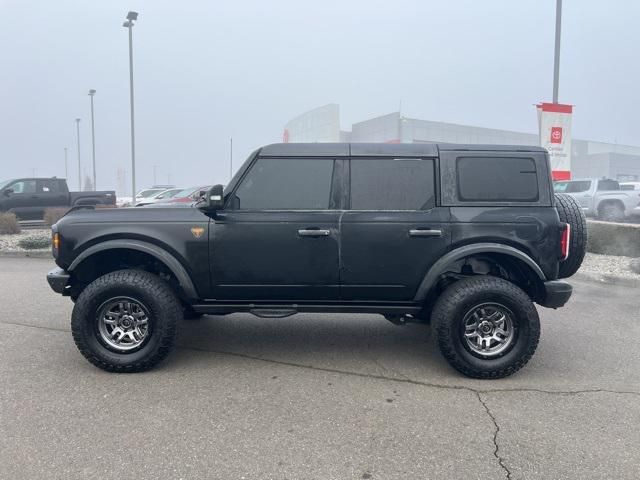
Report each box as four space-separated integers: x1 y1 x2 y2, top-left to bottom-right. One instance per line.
259 143 546 157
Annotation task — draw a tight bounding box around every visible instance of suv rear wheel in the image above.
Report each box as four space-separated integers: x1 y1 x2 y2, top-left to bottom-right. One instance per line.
71 269 180 372
432 276 540 379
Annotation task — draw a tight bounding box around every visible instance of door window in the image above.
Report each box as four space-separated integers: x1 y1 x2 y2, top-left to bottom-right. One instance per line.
10 180 36 194
38 179 61 193
350 158 435 210
232 158 335 210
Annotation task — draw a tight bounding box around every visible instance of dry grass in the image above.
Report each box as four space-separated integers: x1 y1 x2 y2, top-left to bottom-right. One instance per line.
43 207 70 226
0 212 21 234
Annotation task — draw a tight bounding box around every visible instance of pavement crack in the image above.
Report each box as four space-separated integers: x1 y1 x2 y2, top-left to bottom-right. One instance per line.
177 344 640 397
476 391 512 479
3 321 640 399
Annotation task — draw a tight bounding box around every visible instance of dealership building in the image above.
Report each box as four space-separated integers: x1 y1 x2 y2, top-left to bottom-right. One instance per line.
283 104 640 182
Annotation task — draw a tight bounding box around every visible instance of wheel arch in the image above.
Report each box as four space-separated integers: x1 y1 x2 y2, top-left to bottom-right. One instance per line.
68 239 198 300
414 243 546 303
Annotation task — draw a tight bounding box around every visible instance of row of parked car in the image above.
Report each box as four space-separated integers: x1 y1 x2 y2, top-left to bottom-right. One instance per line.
120 185 212 208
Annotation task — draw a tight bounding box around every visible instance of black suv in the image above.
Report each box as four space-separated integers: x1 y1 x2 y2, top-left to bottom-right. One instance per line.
47 143 587 378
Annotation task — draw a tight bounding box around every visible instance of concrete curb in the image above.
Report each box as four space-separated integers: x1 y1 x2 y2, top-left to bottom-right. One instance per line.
0 250 51 259
574 271 640 288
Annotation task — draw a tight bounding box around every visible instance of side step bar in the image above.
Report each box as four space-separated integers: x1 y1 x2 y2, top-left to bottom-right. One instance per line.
191 303 421 316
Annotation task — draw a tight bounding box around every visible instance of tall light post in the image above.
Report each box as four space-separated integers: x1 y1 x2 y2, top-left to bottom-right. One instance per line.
88 89 97 190
552 0 562 103
75 118 81 190
64 147 68 180
123 11 138 197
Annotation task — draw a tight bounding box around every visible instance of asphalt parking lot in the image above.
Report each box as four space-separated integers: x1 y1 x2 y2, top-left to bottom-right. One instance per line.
1 258 639 480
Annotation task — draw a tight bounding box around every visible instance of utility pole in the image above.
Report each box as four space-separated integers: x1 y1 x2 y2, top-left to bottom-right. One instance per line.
552 0 562 103
123 11 139 197
88 89 97 190
75 118 81 190
64 147 68 179
153 165 157 185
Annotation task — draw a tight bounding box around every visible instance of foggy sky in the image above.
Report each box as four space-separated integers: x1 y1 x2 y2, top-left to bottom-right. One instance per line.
1 0 638 194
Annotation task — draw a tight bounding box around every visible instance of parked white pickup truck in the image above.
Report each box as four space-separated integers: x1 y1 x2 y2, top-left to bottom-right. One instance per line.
554 178 640 222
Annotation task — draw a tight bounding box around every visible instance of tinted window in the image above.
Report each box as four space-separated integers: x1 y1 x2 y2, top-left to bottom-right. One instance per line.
233 158 334 210
10 180 36 194
457 157 538 202
350 158 435 210
555 180 592 193
597 179 620 191
38 179 61 193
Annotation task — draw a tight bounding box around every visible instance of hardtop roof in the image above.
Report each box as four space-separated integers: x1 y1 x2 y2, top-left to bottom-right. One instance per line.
259 143 546 157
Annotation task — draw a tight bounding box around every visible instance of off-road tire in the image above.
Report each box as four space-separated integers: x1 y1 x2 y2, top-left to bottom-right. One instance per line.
555 193 587 278
432 276 540 379
71 269 180 372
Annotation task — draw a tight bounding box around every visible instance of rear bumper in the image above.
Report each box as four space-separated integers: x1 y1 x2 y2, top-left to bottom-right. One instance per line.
538 280 572 308
47 267 70 295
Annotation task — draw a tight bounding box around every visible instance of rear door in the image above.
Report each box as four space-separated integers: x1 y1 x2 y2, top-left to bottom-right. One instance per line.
209 156 343 301
36 179 68 212
340 157 451 301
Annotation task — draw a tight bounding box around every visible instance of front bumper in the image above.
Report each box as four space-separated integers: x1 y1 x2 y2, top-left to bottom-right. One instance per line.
538 280 572 309
47 268 70 295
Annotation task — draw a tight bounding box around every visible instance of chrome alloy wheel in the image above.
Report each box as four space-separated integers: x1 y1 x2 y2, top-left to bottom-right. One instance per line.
462 303 515 357
97 297 150 352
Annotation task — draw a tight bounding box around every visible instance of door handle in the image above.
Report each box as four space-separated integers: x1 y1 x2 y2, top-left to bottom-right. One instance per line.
409 229 442 237
298 228 330 237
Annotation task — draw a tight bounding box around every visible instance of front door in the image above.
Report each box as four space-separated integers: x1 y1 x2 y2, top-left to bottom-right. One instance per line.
209 156 343 301
340 157 451 301
4 179 39 220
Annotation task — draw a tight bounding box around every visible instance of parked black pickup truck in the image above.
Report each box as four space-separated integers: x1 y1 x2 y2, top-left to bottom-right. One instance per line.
0 177 116 220
47 143 587 378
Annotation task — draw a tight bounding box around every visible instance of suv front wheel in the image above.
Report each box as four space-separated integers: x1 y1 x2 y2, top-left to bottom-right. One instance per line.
432 276 540 379
71 270 180 372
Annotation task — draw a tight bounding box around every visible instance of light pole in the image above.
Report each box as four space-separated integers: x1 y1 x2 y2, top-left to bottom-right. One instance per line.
75 118 81 190
123 11 138 197
552 0 562 103
88 89 97 190
64 147 68 180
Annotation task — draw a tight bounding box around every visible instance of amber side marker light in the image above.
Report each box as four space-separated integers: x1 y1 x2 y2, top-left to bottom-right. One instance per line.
52 232 60 250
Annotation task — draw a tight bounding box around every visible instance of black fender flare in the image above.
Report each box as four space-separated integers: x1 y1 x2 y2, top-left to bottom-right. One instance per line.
413 243 547 302
68 239 199 300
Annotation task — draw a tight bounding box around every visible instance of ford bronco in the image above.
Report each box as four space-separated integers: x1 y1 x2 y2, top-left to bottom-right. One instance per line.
47 143 587 378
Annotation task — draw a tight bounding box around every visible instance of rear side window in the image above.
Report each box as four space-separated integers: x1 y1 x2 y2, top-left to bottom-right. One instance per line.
597 179 619 191
457 157 538 202
233 157 335 210
555 180 592 193
38 179 61 193
350 158 435 210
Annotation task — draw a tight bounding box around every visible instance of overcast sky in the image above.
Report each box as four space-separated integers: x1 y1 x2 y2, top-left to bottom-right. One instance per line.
1 0 638 193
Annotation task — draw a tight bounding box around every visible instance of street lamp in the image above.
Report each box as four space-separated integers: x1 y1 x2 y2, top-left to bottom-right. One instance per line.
75 118 81 190
123 11 138 198
552 0 562 103
88 89 97 190
64 147 68 180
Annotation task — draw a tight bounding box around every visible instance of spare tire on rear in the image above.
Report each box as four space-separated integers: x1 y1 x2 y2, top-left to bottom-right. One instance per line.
555 193 587 278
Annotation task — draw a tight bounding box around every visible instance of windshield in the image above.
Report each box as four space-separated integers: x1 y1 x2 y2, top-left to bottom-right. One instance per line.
137 188 165 198
0 179 14 190
554 181 592 193
154 188 182 199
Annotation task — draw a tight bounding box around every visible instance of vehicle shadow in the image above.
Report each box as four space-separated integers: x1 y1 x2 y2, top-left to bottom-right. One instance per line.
171 312 445 376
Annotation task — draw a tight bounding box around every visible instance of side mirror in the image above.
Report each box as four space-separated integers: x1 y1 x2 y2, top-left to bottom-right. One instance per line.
3 188 13 197
200 184 225 212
